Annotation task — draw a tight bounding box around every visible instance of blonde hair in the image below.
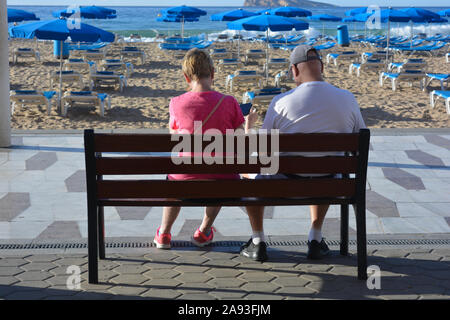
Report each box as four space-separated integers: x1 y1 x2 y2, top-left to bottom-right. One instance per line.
182 48 214 81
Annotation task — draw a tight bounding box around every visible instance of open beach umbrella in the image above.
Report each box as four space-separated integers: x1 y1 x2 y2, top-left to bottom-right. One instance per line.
159 5 206 39
345 7 368 17
7 8 39 23
401 8 441 47
267 7 312 18
52 6 117 19
211 9 257 57
211 8 256 21
354 8 411 60
228 14 309 80
9 19 115 111
307 14 341 37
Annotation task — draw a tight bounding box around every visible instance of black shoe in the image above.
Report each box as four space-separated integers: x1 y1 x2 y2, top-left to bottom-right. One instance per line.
240 238 268 262
307 238 331 260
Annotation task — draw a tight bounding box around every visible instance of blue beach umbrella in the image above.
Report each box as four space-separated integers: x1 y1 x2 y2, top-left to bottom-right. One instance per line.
7 8 39 23
267 7 312 18
163 5 206 18
345 7 368 17
53 6 117 19
438 9 450 17
211 9 257 57
400 8 441 47
9 19 115 110
307 14 341 36
159 5 206 39
354 8 412 59
228 14 309 79
211 8 257 21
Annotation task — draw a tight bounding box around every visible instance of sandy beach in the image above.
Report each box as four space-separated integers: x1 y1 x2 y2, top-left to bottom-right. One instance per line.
8 38 450 130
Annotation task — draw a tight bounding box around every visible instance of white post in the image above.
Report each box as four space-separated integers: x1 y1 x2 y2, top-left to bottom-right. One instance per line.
0 0 11 147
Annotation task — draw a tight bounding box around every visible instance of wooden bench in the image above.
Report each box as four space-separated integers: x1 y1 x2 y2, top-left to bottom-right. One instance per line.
84 129 370 284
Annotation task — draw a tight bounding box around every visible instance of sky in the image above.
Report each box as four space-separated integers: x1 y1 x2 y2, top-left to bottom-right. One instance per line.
6 0 450 6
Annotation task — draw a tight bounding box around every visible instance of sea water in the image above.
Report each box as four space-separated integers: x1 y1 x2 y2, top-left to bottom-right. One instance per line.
8 5 450 41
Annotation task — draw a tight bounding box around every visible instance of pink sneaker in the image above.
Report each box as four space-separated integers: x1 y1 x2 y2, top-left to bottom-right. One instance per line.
153 227 171 249
191 227 215 247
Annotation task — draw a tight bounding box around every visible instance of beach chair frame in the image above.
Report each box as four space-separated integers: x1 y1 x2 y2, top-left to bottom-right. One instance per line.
349 61 385 77
430 91 450 115
10 91 56 115
226 72 263 92
62 92 111 117
12 48 40 64
89 72 127 92
49 71 84 90
379 71 426 91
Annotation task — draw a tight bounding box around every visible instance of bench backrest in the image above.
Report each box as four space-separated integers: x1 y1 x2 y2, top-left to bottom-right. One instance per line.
84 129 370 203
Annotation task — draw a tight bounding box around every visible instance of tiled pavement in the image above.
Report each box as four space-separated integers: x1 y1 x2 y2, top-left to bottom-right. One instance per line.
0 129 449 300
0 129 449 241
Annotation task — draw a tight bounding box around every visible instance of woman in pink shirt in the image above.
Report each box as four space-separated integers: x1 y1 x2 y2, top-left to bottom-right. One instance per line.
154 48 251 249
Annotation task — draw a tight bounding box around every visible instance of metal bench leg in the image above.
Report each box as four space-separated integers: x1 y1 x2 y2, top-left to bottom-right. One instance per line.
354 203 368 280
88 203 99 283
340 204 349 256
98 206 105 259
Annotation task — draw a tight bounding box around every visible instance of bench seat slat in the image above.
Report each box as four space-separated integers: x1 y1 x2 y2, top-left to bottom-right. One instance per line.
99 197 354 207
97 179 356 199
93 133 359 153
96 156 358 175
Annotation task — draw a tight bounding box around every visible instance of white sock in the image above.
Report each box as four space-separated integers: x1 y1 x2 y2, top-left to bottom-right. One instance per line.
308 228 322 243
252 231 265 245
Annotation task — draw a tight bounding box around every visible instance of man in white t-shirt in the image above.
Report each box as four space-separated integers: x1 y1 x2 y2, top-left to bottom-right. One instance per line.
241 44 366 262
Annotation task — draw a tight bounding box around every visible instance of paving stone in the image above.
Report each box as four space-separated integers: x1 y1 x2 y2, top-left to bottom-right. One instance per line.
0 258 28 267
209 290 247 299
276 286 318 296
207 277 246 289
175 273 213 283
173 265 210 273
110 274 147 285
111 265 150 275
379 294 420 300
24 255 60 263
5 290 49 300
272 276 310 287
173 256 209 265
20 262 60 272
239 271 275 282
25 152 57 171
176 282 215 294
0 276 19 286
80 270 119 282
205 268 243 278
36 221 82 240
72 291 114 300
241 282 281 293
16 271 53 282
53 257 88 267
140 288 182 299
64 170 86 192
243 293 284 300
142 269 180 280
107 285 148 296
0 192 31 221
12 280 50 290
0 267 24 277
142 278 182 288
178 293 216 300
305 279 350 292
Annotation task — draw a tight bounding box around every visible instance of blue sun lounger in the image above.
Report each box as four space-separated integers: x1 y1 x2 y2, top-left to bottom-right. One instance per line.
242 87 286 106
349 59 385 77
10 90 57 115
430 90 450 114
379 70 426 91
425 73 449 91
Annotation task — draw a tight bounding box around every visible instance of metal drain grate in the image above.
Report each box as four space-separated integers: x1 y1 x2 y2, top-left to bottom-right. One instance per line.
0 239 450 250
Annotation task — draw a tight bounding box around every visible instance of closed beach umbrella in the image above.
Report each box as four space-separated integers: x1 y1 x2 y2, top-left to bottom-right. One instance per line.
9 19 115 111
53 6 117 19
307 14 341 37
159 5 206 39
228 14 309 80
268 7 312 18
7 8 39 23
